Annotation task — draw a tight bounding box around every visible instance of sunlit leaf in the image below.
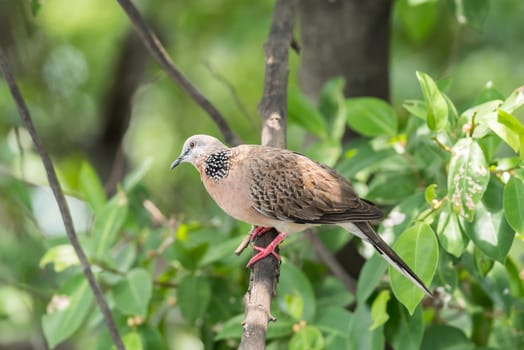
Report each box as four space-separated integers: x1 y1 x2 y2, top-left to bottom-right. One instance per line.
390 223 438 314
500 85 524 113
447 138 490 221
424 184 438 204
416 71 448 131
504 176 524 233
113 268 152 317
346 97 398 137
40 244 79 272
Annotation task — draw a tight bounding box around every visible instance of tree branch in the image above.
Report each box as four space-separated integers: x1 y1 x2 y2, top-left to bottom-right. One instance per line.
114 0 241 146
239 1 298 348
0 49 125 350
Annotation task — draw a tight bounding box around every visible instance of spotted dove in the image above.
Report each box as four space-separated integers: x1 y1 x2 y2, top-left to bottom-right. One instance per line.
171 134 432 296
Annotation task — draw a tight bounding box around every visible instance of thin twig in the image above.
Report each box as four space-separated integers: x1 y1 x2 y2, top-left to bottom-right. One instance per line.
0 49 125 350
305 229 357 294
204 61 259 130
239 1 298 348
114 0 241 146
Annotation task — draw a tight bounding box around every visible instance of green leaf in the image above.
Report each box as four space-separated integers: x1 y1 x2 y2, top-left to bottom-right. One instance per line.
349 304 385 350
498 109 524 156
315 306 352 339
138 324 165 350
463 202 514 263
500 86 524 114
289 326 324 350
416 71 448 131
390 223 438 314
503 175 524 233
388 301 424 350
277 262 316 321
214 314 243 340
315 276 353 309
370 290 390 330
356 254 388 304
40 244 79 272
421 325 475 350
436 209 468 257
447 138 490 221
172 241 208 270
119 332 143 350
79 161 107 213
318 77 347 141
199 236 243 266
346 97 398 137
305 139 342 167
31 0 42 16
366 171 418 205
288 89 327 138
42 277 94 349
450 0 489 30
396 0 440 43
424 184 438 204
403 99 427 120
177 274 211 324
123 158 152 191
337 142 396 178
267 314 295 340
90 193 128 259
113 268 152 317
505 257 524 297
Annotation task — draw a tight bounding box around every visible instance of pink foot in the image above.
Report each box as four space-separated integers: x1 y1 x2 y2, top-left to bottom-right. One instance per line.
247 232 288 268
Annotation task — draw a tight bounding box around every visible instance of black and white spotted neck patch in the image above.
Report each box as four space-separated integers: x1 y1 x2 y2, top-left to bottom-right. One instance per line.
204 150 232 182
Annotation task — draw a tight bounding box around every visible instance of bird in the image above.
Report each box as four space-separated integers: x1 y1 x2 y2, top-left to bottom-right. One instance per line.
170 134 432 296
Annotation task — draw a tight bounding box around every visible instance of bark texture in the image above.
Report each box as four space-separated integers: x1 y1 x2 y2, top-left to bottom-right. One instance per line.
299 0 392 102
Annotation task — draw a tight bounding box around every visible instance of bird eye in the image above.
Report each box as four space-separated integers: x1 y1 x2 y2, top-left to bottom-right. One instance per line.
189 141 196 148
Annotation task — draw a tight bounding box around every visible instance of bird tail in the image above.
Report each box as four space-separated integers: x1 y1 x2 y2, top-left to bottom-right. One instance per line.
340 222 433 297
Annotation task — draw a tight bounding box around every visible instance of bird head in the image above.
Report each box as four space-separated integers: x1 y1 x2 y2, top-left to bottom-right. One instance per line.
170 134 227 169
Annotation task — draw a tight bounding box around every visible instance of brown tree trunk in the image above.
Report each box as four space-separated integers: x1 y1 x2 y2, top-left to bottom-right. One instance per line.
299 0 391 103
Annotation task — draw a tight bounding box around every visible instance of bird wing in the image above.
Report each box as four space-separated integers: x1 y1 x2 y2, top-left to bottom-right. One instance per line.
246 147 383 224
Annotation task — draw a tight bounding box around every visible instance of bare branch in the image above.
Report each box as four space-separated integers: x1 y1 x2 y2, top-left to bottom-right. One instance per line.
114 0 241 146
0 49 125 350
239 0 298 348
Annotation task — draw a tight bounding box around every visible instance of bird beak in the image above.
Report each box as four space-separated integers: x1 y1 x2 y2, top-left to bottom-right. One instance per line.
170 157 183 169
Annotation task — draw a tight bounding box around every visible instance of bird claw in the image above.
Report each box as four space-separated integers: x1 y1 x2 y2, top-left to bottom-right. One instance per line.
246 231 287 268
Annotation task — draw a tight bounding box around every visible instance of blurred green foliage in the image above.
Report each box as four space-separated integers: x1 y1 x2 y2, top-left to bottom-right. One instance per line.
1 0 524 349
